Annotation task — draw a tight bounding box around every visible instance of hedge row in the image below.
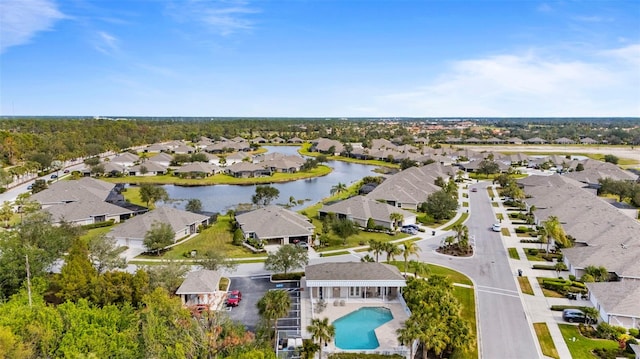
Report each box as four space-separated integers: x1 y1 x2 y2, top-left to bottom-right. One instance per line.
271 272 304 281
81 219 116 230
550 305 588 311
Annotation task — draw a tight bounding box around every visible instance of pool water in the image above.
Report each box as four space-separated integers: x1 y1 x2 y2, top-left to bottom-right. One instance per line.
334 307 393 350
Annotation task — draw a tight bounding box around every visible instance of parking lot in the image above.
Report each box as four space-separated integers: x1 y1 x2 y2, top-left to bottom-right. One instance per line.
226 276 300 333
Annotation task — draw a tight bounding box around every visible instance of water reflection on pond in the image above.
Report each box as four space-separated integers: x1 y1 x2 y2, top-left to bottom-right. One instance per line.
159 146 381 213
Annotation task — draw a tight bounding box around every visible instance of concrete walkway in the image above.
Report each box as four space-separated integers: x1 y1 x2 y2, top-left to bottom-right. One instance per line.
490 184 575 359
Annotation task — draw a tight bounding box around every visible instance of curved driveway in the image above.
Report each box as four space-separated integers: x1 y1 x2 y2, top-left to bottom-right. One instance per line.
415 183 540 359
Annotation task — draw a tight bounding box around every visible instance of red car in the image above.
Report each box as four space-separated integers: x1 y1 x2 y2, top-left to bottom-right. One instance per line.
226 290 242 307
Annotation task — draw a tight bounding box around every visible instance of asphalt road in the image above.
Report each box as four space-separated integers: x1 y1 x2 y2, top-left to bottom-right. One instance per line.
415 183 540 359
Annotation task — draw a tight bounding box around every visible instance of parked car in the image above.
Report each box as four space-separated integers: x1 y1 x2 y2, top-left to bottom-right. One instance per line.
50 174 58 179
226 290 242 307
63 169 70 174
296 241 309 250
491 223 501 232
27 184 33 190
471 188 478 192
562 309 594 324
401 227 417 235
402 224 420 231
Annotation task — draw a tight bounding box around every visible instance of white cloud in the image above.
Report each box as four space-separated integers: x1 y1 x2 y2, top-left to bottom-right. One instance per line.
0 0 66 53
170 0 259 36
94 31 119 55
376 45 640 117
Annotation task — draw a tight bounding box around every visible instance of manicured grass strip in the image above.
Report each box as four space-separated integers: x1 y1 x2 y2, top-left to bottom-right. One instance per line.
444 212 469 230
391 261 473 286
463 202 469 207
486 187 495 198
492 202 499 207
518 276 534 295
533 323 559 359
320 250 350 257
496 213 504 220
559 324 620 359
451 286 478 359
507 247 520 260
500 227 510 236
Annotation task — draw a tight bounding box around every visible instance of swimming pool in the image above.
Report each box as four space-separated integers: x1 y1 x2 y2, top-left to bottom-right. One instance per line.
334 307 393 350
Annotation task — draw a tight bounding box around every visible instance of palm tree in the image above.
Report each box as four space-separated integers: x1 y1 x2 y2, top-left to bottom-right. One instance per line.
409 260 430 279
554 262 567 278
397 320 421 359
389 212 404 231
537 226 548 251
307 317 335 359
543 216 571 251
383 242 400 263
257 289 291 343
582 307 600 325
368 239 385 262
401 242 421 274
330 182 347 196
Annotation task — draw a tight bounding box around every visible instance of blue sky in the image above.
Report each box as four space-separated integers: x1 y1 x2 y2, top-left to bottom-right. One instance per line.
1 0 639 117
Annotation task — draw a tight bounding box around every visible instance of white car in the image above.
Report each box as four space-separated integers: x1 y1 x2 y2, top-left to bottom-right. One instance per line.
492 223 501 232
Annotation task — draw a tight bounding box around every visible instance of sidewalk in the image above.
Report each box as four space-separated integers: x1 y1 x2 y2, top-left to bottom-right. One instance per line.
490 185 573 359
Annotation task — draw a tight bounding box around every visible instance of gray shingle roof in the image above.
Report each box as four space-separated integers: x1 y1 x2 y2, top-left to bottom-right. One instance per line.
367 163 456 206
585 281 640 318
108 206 209 240
44 200 133 223
31 177 115 204
306 262 405 282
520 174 640 279
235 206 315 240
175 270 222 295
320 196 415 224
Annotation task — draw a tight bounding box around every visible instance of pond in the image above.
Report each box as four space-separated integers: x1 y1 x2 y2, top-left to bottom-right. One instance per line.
159 146 381 213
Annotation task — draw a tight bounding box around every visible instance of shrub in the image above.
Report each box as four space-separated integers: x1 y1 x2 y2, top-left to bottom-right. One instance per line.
515 226 529 233
629 328 639 338
550 305 588 311
81 219 116 230
569 275 576 281
528 248 539 256
271 272 304 281
532 264 556 270
232 228 244 246
596 323 619 340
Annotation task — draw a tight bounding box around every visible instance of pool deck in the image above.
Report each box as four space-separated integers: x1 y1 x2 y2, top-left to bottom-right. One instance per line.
301 297 410 353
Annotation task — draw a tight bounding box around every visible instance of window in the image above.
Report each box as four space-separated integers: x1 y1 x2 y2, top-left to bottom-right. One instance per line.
349 287 361 297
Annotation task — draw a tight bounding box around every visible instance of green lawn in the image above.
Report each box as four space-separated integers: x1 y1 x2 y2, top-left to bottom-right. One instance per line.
443 212 469 230
559 324 621 359
136 215 265 260
534 323 559 359
79 226 114 244
500 227 510 236
507 247 520 260
391 261 473 286
536 277 566 298
320 250 350 257
451 286 478 359
103 165 332 186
